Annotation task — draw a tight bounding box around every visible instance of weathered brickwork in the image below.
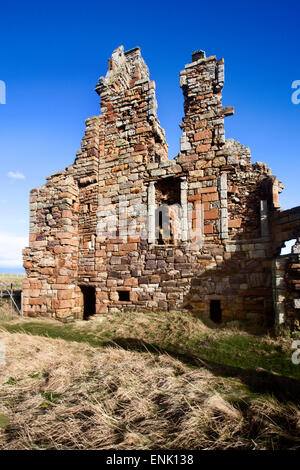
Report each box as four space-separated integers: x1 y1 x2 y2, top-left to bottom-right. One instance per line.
23 46 300 328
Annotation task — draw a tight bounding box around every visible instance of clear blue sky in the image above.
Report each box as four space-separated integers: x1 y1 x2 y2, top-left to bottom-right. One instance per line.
0 0 299 272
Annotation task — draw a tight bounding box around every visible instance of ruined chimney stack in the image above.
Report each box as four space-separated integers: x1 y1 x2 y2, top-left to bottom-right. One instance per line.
191 50 206 62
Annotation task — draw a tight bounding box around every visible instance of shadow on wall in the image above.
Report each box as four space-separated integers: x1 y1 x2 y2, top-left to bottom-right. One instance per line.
181 184 300 330
182 246 274 330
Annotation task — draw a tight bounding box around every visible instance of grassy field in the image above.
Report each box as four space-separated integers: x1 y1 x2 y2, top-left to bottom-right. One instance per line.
1 308 300 449
0 274 25 290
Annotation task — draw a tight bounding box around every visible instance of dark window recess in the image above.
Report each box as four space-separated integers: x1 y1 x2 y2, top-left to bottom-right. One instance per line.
155 177 181 205
210 300 222 323
78 180 91 188
117 123 126 132
118 290 130 302
158 210 164 245
80 286 96 320
155 177 180 245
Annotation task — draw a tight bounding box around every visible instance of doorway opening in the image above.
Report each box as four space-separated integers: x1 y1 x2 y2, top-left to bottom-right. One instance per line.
80 286 96 320
157 210 164 245
210 300 222 323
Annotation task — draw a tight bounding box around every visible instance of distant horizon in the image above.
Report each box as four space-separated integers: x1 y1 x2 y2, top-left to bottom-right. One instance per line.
0 268 25 274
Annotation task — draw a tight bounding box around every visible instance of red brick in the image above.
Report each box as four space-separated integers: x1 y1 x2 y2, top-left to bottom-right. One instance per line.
124 278 138 287
29 297 46 305
202 192 218 202
196 144 211 153
58 290 73 300
197 186 217 194
62 210 72 218
121 243 137 251
194 130 212 141
204 224 214 234
228 218 242 228
188 194 202 202
204 209 219 220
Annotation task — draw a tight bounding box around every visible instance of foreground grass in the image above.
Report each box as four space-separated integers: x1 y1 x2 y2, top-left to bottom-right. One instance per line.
1 330 300 450
1 310 298 381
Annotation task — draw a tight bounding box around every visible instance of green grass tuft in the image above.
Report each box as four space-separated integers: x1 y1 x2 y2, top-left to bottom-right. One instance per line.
1 310 299 381
0 414 10 429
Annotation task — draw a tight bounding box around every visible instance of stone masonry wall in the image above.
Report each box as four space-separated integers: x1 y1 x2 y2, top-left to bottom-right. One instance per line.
22 174 80 321
23 46 300 326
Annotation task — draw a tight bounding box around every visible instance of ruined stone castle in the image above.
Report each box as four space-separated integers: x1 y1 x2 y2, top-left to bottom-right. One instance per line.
22 46 300 327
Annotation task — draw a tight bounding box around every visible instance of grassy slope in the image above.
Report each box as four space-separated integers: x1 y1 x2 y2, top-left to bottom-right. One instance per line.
1 330 300 450
1 309 300 449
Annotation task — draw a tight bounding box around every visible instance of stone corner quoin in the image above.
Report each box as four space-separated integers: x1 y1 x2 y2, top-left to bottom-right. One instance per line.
22 45 300 328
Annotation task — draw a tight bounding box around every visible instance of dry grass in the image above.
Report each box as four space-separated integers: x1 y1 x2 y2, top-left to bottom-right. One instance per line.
0 300 17 322
1 309 298 380
1 331 300 450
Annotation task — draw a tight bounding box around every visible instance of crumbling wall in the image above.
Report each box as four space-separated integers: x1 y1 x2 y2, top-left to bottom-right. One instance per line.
272 207 300 329
23 45 299 326
22 174 80 321
91 47 279 322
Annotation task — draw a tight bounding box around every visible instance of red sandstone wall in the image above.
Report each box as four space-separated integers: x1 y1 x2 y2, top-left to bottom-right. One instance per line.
23 45 299 326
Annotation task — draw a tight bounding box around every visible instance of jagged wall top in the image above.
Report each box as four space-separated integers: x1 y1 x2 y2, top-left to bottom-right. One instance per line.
95 46 150 95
